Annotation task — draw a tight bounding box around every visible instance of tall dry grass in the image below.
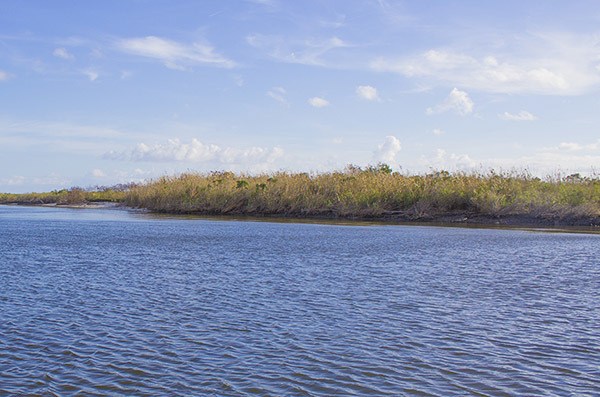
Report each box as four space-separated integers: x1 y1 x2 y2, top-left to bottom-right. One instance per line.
123 167 600 220
2 167 598 222
0 187 127 205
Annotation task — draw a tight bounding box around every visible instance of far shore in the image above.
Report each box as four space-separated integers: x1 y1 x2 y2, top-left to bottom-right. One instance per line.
2 167 599 233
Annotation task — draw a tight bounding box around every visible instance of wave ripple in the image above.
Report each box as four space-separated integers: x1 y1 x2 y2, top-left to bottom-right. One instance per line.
1 206 599 395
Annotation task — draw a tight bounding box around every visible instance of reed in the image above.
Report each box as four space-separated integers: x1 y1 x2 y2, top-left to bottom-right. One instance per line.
123 166 600 222
0 186 127 205
2 167 598 223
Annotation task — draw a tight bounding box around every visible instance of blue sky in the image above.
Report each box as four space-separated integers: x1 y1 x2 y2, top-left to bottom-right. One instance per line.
1 0 600 192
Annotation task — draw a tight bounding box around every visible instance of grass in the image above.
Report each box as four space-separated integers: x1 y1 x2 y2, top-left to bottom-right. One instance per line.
0 186 128 205
2 166 599 224
124 166 600 222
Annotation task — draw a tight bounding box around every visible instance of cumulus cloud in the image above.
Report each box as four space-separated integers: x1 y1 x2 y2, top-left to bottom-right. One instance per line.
432 128 445 136
308 97 330 107
53 47 74 60
267 86 287 105
356 85 380 101
423 149 477 170
105 138 284 165
371 32 600 95
91 169 106 178
373 135 401 165
116 36 235 70
427 88 473 115
499 111 538 121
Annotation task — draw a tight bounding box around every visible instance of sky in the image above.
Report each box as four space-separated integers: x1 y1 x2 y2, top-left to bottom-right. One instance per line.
1 0 600 192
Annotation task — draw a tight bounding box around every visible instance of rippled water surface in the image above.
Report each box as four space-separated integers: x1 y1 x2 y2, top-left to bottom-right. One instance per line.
1 205 599 396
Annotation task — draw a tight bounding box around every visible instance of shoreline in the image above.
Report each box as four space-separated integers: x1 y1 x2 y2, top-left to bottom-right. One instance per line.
2 202 599 233
148 209 600 232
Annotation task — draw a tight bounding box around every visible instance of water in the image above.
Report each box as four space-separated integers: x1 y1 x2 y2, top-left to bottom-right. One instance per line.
1 205 599 396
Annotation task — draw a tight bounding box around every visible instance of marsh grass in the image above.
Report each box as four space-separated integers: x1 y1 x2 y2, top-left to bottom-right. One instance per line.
2 168 598 223
0 186 127 205
123 167 600 221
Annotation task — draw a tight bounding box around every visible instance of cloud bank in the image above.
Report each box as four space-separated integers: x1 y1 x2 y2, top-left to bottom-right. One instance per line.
105 138 284 165
371 32 600 95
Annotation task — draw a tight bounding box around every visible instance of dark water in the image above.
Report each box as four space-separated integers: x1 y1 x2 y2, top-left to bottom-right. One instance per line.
1 205 599 396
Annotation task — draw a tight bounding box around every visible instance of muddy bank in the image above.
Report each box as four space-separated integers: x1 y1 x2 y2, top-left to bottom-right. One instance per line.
3 201 599 232
144 207 600 231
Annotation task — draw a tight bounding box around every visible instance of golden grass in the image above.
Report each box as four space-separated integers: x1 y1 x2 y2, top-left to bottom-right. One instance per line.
2 167 598 222
123 167 600 220
0 187 126 205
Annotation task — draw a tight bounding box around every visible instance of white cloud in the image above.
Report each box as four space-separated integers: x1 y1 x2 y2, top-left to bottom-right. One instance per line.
0 175 25 186
267 86 287 105
0 70 9 81
246 34 350 67
116 36 235 70
499 111 538 121
82 69 99 81
105 138 284 165
558 142 583 151
556 140 599 152
371 32 600 95
356 85 380 101
432 128 445 136
91 169 106 178
373 135 401 165
427 88 473 115
488 151 600 175
308 97 330 107
53 47 74 60
423 149 477 170
421 140 600 175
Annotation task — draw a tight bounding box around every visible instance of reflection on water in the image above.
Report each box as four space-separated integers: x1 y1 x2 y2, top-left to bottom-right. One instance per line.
1 205 599 395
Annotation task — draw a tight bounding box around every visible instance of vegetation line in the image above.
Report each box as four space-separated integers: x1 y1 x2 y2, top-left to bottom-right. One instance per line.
2 165 599 227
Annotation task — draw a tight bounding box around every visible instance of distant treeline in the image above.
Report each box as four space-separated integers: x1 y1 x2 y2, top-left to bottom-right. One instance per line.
0 184 131 205
2 165 599 223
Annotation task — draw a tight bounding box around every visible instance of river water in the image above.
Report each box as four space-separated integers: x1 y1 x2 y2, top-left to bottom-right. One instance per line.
1 205 599 396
